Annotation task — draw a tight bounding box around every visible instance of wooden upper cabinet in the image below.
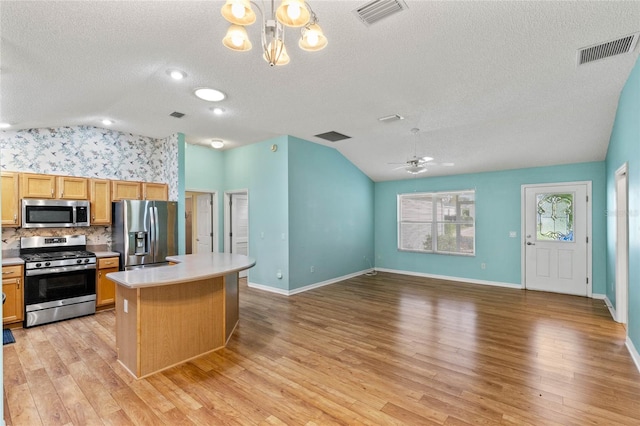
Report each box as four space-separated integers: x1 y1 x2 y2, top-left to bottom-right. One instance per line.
111 180 142 201
1 172 20 227
20 173 56 199
90 178 111 225
57 176 88 199
143 182 168 201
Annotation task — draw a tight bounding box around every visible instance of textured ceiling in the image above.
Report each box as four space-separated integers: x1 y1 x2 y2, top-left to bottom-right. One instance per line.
1 1 639 182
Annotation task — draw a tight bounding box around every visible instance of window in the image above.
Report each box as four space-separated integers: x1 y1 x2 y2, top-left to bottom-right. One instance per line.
398 190 475 255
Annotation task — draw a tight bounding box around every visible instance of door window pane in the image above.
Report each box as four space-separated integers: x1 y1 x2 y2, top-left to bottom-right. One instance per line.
536 193 574 242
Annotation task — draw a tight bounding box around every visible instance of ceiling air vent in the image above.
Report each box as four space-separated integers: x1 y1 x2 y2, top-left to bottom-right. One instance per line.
169 111 185 118
353 0 408 26
578 33 639 65
314 131 351 142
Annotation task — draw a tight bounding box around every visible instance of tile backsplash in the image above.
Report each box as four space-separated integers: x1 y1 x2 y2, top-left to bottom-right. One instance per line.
1 226 111 252
0 125 179 250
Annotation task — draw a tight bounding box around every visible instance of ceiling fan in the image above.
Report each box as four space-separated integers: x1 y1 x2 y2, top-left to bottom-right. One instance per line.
388 128 453 175
389 155 433 174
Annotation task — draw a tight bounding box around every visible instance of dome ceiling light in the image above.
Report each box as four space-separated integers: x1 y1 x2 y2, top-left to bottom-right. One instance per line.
194 88 226 102
211 140 225 149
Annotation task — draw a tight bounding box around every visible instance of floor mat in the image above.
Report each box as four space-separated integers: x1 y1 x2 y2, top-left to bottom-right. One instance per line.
3 329 15 345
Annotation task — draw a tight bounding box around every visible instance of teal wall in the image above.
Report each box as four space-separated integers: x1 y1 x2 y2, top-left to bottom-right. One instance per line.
223 136 290 290
184 135 375 292
185 143 226 250
605 56 640 347
375 162 606 290
185 143 225 192
288 137 374 290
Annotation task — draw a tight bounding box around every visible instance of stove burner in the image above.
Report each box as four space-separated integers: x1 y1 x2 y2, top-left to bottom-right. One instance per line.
20 250 95 262
19 235 96 270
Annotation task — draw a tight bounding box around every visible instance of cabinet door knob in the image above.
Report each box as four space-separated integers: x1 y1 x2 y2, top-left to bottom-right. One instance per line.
13 214 17 223
17 278 20 289
99 272 102 278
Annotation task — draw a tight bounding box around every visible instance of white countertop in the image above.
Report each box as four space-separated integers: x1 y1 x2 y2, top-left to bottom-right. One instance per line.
106 252 255 289
2 257 24 266
93 251 120 258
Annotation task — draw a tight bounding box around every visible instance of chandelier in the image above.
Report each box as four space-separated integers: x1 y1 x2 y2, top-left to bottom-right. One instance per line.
221 0 327 66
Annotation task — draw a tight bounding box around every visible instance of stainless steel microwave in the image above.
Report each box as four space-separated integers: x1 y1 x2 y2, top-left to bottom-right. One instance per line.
22 199 90 228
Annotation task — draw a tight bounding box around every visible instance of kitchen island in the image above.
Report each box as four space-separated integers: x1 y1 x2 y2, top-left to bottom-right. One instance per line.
106 252 255 379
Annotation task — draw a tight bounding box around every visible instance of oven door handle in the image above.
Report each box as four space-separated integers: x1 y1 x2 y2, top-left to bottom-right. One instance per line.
25 264 96 276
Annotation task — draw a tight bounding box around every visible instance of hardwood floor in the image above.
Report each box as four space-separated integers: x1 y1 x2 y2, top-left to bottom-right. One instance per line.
4 272 640 425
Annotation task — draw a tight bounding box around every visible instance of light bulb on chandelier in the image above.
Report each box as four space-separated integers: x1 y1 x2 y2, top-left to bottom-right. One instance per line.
221 0 327 66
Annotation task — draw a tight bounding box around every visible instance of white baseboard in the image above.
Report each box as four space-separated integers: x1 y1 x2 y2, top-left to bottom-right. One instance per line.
247 281 289 295
248 269 373 296
374 267 523 290
593 294 618 321
626 336 640 374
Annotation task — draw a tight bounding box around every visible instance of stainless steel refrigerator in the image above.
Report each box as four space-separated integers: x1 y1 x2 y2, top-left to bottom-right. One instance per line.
112 200 178 270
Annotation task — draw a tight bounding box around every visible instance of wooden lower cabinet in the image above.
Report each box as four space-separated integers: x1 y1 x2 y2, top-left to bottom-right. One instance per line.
97 257 119 307
2 265 24 325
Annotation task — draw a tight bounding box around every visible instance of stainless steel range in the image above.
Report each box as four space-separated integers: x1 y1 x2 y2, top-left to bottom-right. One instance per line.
19 235 97 327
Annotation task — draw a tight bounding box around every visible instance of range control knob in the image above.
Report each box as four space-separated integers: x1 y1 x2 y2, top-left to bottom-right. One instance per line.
45 262 51 267
76 259 82 264
35 263 41 268
84 258 90 263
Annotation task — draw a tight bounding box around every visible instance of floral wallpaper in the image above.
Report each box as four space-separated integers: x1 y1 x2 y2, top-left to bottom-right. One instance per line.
0 125 179 251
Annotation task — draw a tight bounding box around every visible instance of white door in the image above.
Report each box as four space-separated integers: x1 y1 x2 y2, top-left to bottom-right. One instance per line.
227 192 249 278
615 165 628 325
523 183 590 296
195 193 213 253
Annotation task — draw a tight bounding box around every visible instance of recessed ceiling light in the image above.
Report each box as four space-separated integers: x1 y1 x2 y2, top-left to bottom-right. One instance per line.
211 140 225 149
102 119 114 126
195 88 226 102
212 107 225 115
167 69 187 80
0 123 11 129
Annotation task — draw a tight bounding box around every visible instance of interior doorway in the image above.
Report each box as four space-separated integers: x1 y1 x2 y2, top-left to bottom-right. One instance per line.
615 164 628 326
185 191 218 255
224 190 249 278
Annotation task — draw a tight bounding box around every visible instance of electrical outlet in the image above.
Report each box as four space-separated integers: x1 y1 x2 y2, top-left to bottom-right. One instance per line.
481 263 486 270
124 299 128 313
310 266 314 273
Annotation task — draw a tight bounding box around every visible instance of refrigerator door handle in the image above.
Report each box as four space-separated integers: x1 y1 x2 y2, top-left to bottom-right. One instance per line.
154 206 160 261
149 205 156 259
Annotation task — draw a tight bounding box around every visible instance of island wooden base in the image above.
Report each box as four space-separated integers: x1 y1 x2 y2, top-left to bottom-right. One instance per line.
115 273 239 379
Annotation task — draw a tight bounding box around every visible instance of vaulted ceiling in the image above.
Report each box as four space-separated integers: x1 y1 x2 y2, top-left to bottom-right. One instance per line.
2 1 639 181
